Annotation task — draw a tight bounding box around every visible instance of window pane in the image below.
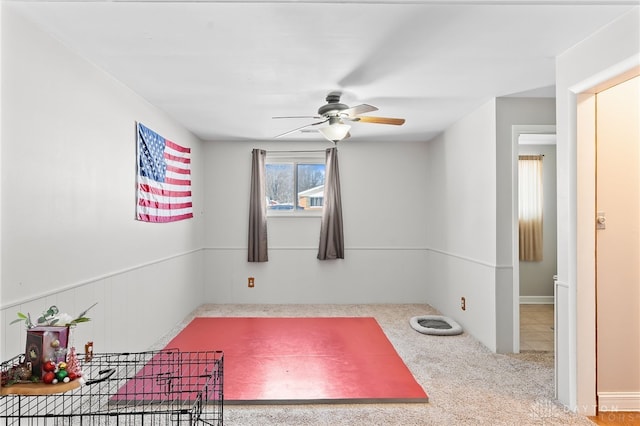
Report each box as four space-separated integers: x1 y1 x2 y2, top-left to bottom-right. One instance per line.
265 159 325 214
297 163 325 210
266 163 294 210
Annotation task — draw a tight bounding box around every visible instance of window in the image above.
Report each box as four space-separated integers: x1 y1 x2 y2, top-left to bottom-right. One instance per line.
266 152 325 216
518 155 543 261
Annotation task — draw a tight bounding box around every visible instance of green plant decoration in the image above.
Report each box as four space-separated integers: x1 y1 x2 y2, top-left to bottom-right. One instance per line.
11 303 97 329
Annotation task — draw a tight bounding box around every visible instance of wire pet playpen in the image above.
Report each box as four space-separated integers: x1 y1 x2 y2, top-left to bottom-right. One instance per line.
1 349 223 425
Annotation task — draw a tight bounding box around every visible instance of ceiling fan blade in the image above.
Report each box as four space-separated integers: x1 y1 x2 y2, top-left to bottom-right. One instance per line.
273 115 322 119
341 104 378 117
355 116 406 125
274 119 328 138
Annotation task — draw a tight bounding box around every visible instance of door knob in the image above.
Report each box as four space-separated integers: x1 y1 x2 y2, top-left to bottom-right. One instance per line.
596 212 606 230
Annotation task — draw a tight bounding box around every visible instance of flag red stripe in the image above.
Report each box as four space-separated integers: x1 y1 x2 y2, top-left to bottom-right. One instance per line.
165 152 191 164
138 199 193 210
139 184 192 198
165 139 191 153
137 212 194 223
167 164 190 174
164 177 191 186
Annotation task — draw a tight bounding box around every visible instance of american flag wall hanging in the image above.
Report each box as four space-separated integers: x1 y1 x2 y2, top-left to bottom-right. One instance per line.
136 122 193 223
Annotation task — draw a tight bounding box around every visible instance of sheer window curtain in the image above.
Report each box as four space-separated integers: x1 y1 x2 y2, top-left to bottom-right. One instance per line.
248 149 268 262
317 147 344 260
518 155 543 261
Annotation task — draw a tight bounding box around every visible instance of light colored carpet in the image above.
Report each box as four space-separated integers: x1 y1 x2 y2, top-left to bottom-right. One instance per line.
152 304 594 425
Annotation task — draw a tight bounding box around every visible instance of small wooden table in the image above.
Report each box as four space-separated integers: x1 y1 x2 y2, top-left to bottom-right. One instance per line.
1 380 81 396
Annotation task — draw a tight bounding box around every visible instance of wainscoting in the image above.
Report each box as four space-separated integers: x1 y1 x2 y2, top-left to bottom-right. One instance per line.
0 251 204 361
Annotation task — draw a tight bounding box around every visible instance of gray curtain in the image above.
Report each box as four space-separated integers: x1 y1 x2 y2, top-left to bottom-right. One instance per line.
248 149 268 262
318 147 344 260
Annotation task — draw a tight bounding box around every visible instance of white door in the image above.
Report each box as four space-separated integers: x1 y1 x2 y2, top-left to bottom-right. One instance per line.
595 75 640 410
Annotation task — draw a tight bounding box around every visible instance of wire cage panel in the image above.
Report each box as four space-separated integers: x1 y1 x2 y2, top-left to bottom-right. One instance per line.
1 349 223 425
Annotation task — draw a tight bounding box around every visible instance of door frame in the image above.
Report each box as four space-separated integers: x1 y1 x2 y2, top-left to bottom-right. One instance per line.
574 66 640 415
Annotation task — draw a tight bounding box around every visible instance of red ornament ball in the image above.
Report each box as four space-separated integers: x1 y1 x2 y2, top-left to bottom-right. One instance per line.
43 361 56 372
43 372 56 384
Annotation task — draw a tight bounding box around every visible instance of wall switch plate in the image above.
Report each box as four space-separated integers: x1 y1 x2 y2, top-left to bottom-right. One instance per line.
248 277 255 288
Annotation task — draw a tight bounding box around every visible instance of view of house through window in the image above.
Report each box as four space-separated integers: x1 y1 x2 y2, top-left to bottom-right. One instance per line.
266 156 325 214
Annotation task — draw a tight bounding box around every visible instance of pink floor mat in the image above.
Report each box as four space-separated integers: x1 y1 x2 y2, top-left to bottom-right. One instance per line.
157 316 428 404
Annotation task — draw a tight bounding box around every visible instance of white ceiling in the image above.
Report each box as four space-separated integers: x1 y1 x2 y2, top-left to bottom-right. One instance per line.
7 1 638 143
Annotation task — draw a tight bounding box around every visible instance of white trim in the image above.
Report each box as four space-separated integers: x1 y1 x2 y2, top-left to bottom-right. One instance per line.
203 246 429 251
520 296 554 304
267 210 323 218
571 55 640 415
569 54 640 94
265 150 324 163
87 1 640 5
203 246 512 270
204 246 508 269
519 133 557 145
598 392 640 411
427 247 509 269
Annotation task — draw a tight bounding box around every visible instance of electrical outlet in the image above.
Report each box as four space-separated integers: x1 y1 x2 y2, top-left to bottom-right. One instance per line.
248 277 255 288
461 297 466 311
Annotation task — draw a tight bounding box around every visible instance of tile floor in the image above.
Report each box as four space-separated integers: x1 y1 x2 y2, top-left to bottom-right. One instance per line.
520 304 555 352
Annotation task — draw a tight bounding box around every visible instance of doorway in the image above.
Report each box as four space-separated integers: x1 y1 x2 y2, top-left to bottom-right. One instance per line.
514 130 557 352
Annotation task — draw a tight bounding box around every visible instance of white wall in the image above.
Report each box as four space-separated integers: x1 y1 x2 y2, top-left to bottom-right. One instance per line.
202 139 431 304
425 99 498 351
425 97 555 353
556 6 640 414
1 6 205 359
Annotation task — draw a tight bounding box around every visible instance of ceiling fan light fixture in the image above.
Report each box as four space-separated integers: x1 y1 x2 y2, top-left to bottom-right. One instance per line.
273 92 405 141
319 122 351 142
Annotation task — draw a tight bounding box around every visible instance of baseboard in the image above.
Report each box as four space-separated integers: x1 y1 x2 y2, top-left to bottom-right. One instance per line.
598 392 640 411
520 296 554 304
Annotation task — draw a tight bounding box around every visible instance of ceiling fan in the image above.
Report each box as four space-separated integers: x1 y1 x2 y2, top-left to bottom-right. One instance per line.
273 91 405 143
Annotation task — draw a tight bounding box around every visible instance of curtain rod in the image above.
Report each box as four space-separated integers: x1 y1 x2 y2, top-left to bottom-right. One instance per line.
254 149 328 153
